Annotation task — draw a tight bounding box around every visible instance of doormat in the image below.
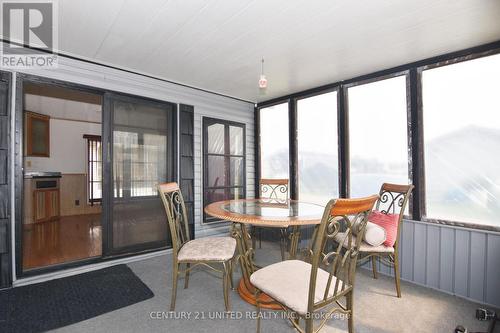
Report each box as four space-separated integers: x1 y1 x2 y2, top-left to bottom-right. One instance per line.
0 264 154 332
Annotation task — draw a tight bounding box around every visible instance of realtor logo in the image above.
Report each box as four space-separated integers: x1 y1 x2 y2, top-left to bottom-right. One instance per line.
1 1 58 68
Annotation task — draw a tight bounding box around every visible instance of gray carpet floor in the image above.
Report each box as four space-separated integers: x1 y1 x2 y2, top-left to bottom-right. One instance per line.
53 241 495 333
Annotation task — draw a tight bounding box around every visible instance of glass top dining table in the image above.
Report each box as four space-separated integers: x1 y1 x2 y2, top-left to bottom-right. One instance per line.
204 198 325 227
204 198 325 310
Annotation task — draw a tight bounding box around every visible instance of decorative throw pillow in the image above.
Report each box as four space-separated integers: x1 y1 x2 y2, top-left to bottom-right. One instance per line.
350 217 387 246
363 222 387 246
368 210 400 247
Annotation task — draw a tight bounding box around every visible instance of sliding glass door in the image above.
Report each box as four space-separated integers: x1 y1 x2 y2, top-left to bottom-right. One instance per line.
104 93 175 254
15 74 178 277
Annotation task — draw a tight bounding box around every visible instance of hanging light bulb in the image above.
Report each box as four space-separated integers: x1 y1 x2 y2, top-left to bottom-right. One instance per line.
259 57 268 89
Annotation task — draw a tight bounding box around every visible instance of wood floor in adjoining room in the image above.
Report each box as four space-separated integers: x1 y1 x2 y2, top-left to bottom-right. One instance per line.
22 214 102 270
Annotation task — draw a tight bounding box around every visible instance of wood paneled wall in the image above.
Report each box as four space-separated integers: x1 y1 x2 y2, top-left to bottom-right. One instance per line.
58 174 101 216
23 174 101 224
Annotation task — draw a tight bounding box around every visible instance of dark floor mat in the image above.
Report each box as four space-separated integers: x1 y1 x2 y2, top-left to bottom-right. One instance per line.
0 264 154 333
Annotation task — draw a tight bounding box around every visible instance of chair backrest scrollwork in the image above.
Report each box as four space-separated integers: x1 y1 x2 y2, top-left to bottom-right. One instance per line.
375 183 414 248
157 182 191 258
259 178 289 201
307 195 379 314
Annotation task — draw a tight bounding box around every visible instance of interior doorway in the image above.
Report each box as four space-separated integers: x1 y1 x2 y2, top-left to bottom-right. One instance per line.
22 82 103 270
17 76 177 276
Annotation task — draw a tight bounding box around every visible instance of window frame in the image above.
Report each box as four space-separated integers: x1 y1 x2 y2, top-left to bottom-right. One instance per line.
257 101 292 196
417 50 500 230
202 117 246 224
84 134 102 205
343 71 413 217
256 42 500 232
295 87 341 203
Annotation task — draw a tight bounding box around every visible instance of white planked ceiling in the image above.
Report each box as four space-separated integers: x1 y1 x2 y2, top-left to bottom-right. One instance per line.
33 1 500 102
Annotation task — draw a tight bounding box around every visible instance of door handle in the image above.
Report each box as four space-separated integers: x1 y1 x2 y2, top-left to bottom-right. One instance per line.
107 142 111 163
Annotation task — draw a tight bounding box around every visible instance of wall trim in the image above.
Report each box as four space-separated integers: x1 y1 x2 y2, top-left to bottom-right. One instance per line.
405 219 500 236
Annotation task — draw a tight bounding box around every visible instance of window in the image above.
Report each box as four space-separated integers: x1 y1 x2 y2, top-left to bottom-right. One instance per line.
26 112 50 157
112 97 170 200
203 118 246 223
259 102 289 179
256 46 500 232
348 75 409 198
84 134 102 204
297 91 338 204
422 53 500 227
113 131 167 198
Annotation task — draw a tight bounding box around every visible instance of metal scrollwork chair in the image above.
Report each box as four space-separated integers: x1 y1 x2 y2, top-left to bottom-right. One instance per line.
158 182 236 311
250 195 379 333
251 179 289 260
334 183 413 298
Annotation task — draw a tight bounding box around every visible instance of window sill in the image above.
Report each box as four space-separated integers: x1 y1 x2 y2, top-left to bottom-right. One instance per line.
410 217 500 234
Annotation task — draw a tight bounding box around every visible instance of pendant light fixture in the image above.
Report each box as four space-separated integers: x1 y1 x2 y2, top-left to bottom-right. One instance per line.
259 57 268 89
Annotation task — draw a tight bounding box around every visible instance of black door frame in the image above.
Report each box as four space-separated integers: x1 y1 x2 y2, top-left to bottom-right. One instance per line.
0 70 13 288
14 73 177 278
202 116 246 224
102 92 177 256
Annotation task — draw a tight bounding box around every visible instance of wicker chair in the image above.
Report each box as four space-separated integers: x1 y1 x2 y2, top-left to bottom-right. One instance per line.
334 183 413 297
158 182 236 311
251 195 378 333
251 179 289 260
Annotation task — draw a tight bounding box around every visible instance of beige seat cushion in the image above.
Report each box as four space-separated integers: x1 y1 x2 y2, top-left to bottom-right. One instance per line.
178 237 236 262
250 260 348 315
334 232 394 253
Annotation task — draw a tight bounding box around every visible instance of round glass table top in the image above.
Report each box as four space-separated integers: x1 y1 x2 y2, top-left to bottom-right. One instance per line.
204 199 325 226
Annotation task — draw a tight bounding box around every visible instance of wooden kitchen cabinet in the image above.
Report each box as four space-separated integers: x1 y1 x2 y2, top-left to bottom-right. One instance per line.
33 189 60 223
26 112 50 157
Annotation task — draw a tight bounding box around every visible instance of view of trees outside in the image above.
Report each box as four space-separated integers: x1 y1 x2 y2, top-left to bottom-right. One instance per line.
348 75 409 198
423 53 500 227
297 91 338 205
259 102 289 180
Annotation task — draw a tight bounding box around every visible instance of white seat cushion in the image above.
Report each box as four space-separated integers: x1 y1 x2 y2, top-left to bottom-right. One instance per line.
178 237 236 262
334 232 394 253
250 260 348 315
